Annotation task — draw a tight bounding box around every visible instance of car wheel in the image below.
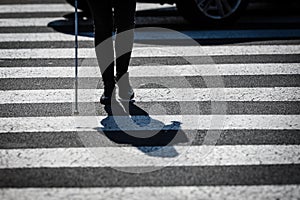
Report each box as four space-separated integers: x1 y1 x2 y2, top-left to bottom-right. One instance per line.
176 0 249 25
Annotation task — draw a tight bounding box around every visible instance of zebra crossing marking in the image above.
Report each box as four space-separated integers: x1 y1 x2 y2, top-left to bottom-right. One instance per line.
0 87 298 104
0 115 299 133
1 186 300 200
1 63 299 78
0 45 299 59
0 1 300 199
0 4 74 13
0 145 299 168
1 29 300 42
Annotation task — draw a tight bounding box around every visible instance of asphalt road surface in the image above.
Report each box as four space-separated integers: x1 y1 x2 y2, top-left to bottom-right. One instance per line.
0 0 300 199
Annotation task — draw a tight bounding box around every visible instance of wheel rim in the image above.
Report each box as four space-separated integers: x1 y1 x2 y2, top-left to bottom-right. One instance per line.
195 0 242 19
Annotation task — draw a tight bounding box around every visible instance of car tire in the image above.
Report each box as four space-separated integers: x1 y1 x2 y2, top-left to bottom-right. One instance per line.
176 0 249 25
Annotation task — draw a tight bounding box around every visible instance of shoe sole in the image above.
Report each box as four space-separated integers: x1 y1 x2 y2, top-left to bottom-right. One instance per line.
100 98 117 105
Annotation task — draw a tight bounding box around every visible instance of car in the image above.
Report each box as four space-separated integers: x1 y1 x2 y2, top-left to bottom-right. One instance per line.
141 0 249 24
66 0 249 25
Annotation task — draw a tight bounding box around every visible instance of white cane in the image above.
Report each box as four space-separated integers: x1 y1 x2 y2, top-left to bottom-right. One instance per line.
74 0 79 115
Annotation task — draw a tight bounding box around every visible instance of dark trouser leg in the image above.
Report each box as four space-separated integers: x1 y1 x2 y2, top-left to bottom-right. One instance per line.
114 0 136 78
86 0 115 89
113 0 136 100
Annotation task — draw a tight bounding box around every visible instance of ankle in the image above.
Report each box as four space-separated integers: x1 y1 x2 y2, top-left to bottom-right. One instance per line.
103 82 116 97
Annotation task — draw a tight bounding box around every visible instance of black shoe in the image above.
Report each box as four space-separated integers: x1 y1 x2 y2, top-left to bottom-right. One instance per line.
116 72 134 101
100 83 116 105
100 93 114 105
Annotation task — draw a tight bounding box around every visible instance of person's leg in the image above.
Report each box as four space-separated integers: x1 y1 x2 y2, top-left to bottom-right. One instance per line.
86 0 115 103
114 0 136 76
114 0 136 99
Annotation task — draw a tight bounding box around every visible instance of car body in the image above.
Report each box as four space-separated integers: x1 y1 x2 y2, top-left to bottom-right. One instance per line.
67 0 250 24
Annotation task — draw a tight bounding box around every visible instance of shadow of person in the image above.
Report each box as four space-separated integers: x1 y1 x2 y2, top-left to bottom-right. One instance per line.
47 11 93 35
96 101 189 158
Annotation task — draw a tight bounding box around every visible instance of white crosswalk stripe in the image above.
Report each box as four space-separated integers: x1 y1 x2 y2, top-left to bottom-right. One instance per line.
0 45 299 59
1 63 299 78
0 4 74 13
0 17 68 27
1 115 299 133
1 186 300 200
0 1 299 199
1 145 299 168
2 16 300 26
2 29 300 42
1 87 299 104
0 3 172 14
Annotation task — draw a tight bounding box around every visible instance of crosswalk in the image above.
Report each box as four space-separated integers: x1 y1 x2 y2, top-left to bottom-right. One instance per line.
0 45 299 58
1 0 300 199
